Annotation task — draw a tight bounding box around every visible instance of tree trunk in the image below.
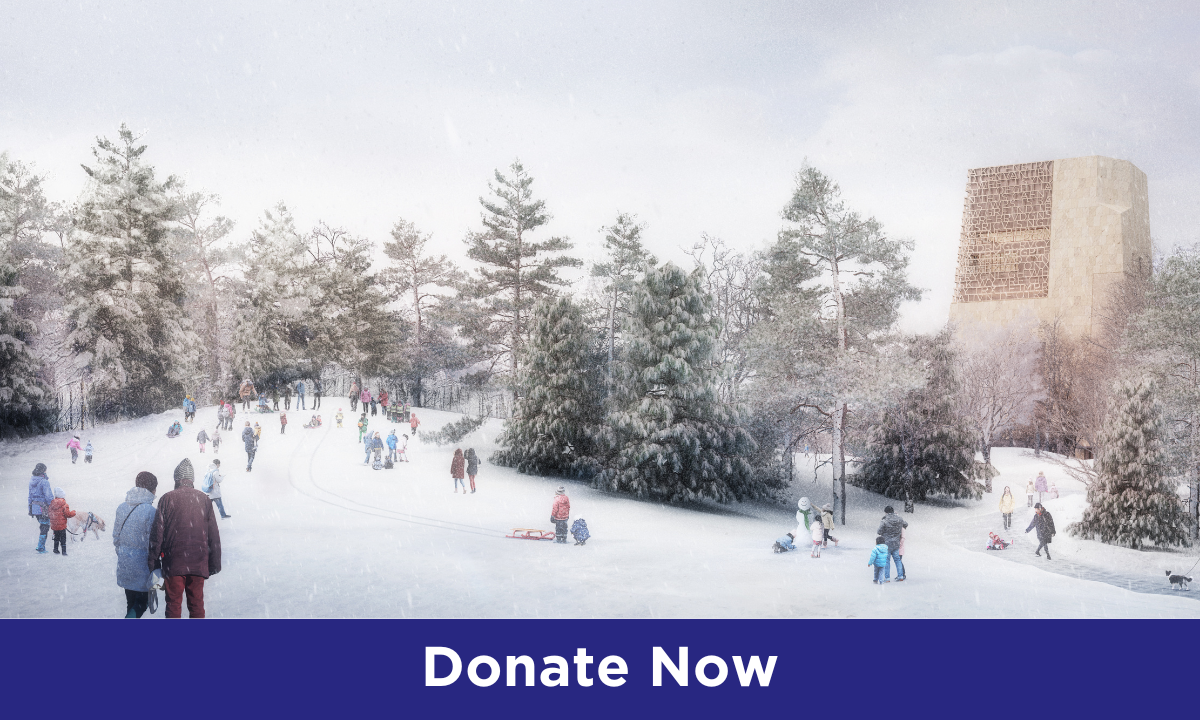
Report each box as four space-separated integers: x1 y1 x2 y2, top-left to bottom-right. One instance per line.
607 286 617 395
982 437 993 493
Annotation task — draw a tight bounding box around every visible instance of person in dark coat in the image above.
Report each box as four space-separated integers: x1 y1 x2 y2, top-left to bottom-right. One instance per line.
450 448 466 492
241 421 256 471
313 377 322 410
876 506 908 582
147 459 221 618
114 471 158 618
465 448 479 493
1025 503 1056 559
27 462 53 553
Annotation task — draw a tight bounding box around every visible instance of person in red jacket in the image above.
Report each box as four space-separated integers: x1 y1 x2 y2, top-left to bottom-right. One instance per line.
147 459 222 618
450 448 467 493
49 487 76 556
551 487 570 544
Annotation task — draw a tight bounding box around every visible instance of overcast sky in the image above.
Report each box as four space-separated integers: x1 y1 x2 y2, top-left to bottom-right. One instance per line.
3 1 1199 332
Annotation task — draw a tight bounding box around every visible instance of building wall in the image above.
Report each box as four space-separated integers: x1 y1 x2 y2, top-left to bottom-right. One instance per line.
948 155 1150 337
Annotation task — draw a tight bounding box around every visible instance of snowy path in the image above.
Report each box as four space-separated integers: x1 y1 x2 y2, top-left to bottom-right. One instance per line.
4 414 1200 617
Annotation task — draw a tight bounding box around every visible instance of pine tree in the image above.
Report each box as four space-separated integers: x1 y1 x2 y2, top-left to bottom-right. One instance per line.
591 213 655 394
493 295 604 476
62 124 200 415
0 263 51 436
859 330 984 504
462 161 581 396
1069 379 1192 549
595 263 760 503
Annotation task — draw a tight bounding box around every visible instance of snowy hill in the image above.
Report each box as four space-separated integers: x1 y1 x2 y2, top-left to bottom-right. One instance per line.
2 406 1198 618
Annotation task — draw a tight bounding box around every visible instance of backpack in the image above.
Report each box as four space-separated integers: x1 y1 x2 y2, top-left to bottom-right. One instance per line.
383 457 394 469
201 469 215 493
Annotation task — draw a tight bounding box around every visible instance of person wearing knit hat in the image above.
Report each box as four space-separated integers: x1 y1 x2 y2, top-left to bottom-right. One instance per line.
117 472 159 617
241 420 256 471
28 463 53 553
550 486 571 544
149 459 222 618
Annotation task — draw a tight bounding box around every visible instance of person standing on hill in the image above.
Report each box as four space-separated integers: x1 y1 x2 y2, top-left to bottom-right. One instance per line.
28 463 54 554
313 377 322 410
296 379 307 410
349 380 360 412
211 427 221 455
820 503 838 547
450 448 467 493
465 448 479 493
241 421 256 471
360 387 371 414
1025 503 1056 560
409 411 420 436
239 378 255 411
876 506 908 582
280 411 288 434
358 412 369 443
551 486 571 543
1034 471 1049 504
196 427 209 453
113 471 158 617
203 459 230 519
1025 479 1035 508
67 435 82 464
998 486 1016 530
282 383 292 411
147 459 222 618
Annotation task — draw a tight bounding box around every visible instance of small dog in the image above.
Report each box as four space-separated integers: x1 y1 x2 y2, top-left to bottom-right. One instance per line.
1165 570 1192 590
67 512 107 542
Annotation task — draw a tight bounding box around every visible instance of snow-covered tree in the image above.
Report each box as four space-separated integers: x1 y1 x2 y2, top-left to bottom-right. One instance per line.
594 262 760 503
62 124 200 416
591 213 655 394
954 315 1043 491
174 191 236 399
0 263 51 436
859 329 984 504
382 218 463 406
1069 378 1192 549
1125 247 1200 539
493 295 604 476
685 233 763 403
758 165 922 522
462 161 581 395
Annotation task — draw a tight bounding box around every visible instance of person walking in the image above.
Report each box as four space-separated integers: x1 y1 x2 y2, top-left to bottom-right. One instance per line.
349 380 359 412
369 392 378 417
357 413 369 443
253 422 262 446
379 388 388 418
363 431 374 465
296 379 307 410
409 411 420 436
371 432 384 466
451 448 467 493
239 378 255 411
465 448 479 493
1025 503 1056 560
313 377 322 410
1034 471 1049 504
67 435 82 464
196 427 209 453
820 503 838 547
202 459 231 518
360 387 371 415
876 506 908 582
241 421 256 471
211 427 221 455
1025 479 1035 508
147 459 222 618
271 386 280 411
226 401 236 431
282 383 292 411
28 463 53 553
998 486 1016 530
280 411 288 434
868 536 889 584
113 471 158 618
551 487 571 543
336 409 344 428
49 487 76 556
84 440 93 463
218 402 228 431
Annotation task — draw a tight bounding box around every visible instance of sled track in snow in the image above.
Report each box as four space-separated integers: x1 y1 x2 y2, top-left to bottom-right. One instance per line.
943 506 1200 602
287 420 508 539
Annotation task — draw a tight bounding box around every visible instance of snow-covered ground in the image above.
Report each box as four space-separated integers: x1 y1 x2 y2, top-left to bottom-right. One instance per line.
3 406 1198 618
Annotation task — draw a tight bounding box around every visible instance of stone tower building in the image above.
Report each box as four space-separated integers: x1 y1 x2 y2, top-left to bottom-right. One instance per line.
947 156 1151 337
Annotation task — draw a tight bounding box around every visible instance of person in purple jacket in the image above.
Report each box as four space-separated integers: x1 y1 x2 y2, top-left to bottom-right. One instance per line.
27 463 54 553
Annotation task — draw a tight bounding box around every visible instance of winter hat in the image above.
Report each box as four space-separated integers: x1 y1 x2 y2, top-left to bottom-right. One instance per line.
822 503 832 512
33 462 47 476
787 532 794 539
135 471 158 493
797 497 810 511
74 434 80 439
876 536 886 545
884 505 895 514
1034 502 1043 509
555 486 566 495
54 487 65 498
174 458 195 488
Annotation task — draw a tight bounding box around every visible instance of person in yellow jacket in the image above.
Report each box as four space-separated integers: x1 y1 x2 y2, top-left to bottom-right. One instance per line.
336 409 344 428
820 503 839 547
998 486 1016 529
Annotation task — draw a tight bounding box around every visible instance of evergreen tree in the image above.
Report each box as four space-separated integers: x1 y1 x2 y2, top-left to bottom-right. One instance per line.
174 191 236 399
1069 379 1192 549
462 161 581 395
591 213 655 393
859 330 984 504
0 263 51 436
595 263 760 503
383 218 463 406
62 124 200 415
493 295 604 476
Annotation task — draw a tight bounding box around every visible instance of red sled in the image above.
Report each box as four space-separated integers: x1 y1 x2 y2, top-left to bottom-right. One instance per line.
507 528 555 541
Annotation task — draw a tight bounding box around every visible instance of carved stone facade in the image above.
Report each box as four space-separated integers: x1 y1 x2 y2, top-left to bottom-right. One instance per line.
948 156 1150 338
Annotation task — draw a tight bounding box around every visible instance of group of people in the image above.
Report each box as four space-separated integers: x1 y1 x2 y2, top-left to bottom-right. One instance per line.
775 496 840 558
364 428 409 467
65 435 93 464
996 472 1058 559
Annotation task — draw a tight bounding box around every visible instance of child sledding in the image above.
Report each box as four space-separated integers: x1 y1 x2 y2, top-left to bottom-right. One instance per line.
166 421 183 438
986 532 1012 551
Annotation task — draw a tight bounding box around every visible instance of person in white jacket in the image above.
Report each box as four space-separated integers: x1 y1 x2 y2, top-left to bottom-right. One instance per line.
203 459 231 519
810 516 824 558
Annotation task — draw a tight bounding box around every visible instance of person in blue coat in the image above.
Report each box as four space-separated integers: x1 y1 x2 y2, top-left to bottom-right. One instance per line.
363 431 374 464
868 536 889 584
386 430 398 463
27 462 54 553
113 472 159 617
296 379 306 410
773 532 797 553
